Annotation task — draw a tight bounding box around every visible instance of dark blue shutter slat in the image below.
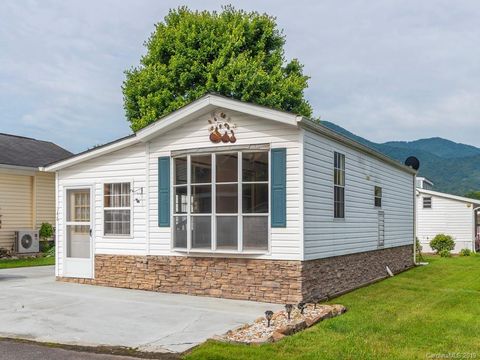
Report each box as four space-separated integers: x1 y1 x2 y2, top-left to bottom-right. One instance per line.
271 148 286 227
158 157 170 227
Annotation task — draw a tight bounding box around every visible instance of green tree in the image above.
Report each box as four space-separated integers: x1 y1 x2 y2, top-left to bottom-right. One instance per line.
123 6 312 131
464 191 480 200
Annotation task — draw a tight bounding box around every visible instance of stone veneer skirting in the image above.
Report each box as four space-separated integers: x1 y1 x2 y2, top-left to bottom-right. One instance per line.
57 245 413 304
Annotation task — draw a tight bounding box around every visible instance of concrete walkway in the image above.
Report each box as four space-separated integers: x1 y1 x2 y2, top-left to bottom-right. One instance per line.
0 266 281 353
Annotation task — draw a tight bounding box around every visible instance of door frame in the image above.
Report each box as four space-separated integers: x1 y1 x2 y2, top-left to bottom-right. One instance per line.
62 184 95 278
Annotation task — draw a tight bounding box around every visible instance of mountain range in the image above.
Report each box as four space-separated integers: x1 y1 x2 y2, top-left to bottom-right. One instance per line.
321 121 480 196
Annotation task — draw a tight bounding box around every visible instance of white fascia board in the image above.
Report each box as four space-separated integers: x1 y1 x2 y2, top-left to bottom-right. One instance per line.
42 94 301 171
299 117 416 175
137 95 213 141
42 136 139 172
208 95 299 127
137 94 300 141
417 188 480 206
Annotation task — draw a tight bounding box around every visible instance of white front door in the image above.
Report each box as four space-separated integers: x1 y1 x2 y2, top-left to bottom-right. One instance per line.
64 187 94 278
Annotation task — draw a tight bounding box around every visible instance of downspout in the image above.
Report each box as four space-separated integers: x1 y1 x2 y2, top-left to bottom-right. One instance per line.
472 207 480 253
413 173 417 265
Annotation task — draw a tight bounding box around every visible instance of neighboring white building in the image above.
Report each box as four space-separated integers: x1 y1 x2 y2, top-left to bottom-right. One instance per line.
416 187 480 253
43 94 416 304
416 177 434 190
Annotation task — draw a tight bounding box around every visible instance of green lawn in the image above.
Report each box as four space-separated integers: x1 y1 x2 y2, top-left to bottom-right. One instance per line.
185 256 480 360
0 256 55 269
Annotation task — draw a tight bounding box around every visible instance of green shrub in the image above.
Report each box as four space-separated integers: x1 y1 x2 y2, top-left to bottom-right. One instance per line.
439 249 452 258
460 248 472 256
39 222 54 241
430 234 455 254
45 246 55 258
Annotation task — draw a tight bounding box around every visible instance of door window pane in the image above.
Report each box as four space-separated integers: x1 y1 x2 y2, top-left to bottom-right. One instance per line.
174 157 187 185
243 216 268 250
216 184 238 213
191 216 211 249
67 190 90 222
216 216 238 250
216 154 238 182
191 155 211 183
191 185 211 213
242 152 268 182
173 216 187 248
243 183 269 213
174 186 188 214
66 225 90 258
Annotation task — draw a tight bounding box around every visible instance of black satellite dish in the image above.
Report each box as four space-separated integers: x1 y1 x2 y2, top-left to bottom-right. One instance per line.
404 156 420 171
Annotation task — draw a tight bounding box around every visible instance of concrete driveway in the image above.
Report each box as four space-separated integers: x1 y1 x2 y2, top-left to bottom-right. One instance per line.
0 266 281 353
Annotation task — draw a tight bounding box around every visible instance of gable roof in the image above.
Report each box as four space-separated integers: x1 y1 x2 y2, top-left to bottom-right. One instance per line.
43 93 416 175
0 133 72 169
417 188 480 206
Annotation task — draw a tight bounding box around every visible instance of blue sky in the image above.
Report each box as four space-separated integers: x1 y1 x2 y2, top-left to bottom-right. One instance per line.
1 0 479 153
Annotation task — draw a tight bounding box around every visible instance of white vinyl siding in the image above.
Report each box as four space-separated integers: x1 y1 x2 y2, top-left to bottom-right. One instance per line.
416 193 475 253
148 112 302 260
303 130 414 260
54 106 416 274
56 143 147 275
55 111 302 276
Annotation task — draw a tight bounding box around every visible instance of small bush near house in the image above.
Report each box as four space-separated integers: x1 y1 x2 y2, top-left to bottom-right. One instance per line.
439 249 452 258
460 248 472 256
430 234 455 254
45 246 55 258
39 222 54 241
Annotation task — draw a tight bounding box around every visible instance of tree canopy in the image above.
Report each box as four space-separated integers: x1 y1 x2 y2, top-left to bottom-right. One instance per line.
464 191 480 200
122 6 312 131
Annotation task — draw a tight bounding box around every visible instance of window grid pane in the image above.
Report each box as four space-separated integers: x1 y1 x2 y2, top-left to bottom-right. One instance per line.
104 182 131 236
173 151 269 252
374 186 382 208
334 152 345 218
216 216 238 250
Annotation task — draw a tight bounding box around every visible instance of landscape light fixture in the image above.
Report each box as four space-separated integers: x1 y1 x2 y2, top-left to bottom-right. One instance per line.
265 310 274 327
297 302 306 315
285 304 293 320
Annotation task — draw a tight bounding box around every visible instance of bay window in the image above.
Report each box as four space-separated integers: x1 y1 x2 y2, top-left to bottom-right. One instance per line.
173 151 269 252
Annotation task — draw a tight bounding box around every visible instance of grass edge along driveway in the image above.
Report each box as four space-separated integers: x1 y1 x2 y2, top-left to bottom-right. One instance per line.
185 256 480 360
0 256 55 269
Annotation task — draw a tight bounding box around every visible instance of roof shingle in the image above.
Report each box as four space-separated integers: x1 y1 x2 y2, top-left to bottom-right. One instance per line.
0 133 73 168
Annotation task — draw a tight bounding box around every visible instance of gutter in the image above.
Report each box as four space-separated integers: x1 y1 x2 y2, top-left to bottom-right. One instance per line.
298 118 416 175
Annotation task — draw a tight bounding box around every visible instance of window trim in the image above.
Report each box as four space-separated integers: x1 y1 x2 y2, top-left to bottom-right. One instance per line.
171 150 271 254
333 151 345 219
102 181 134 238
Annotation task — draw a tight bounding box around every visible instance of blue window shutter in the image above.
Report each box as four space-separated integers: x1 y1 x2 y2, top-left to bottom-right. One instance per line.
158 157 170 227
271 148 287 227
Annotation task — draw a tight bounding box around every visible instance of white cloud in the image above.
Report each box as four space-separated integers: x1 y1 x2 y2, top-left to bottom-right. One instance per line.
1 0 480 152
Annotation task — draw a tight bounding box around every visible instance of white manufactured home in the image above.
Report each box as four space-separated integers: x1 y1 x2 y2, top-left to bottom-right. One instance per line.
416 187 480 253
44 94 416 303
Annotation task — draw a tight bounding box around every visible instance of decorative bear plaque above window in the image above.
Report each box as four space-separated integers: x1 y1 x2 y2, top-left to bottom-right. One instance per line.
208 111 237 143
